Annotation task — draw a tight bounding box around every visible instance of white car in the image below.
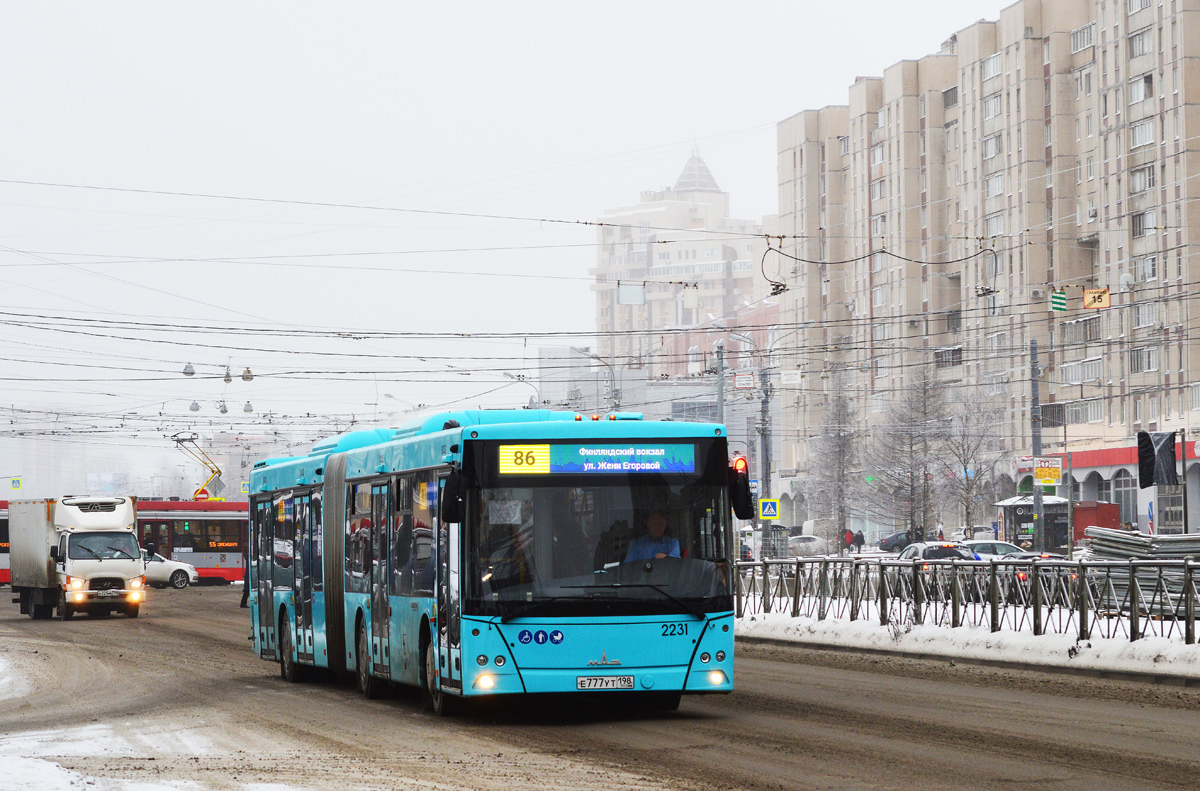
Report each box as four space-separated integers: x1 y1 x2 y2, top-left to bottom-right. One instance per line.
961 539 1026 558
141 549 199 589
787 534 830 557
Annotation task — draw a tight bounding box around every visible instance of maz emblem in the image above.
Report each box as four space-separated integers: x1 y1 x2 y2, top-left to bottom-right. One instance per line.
587 651 621 666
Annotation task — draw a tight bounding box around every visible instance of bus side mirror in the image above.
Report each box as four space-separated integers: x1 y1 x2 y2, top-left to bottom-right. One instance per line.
729 465 755 521
442 470 466 524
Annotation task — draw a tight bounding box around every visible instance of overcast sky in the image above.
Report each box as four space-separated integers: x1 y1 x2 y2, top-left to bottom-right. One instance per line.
0 1 1006 491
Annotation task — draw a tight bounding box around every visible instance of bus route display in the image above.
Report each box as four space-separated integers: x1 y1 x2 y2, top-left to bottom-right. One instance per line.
498 443 696 475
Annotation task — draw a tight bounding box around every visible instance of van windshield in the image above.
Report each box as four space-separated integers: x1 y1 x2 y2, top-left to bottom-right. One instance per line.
68 532 140 560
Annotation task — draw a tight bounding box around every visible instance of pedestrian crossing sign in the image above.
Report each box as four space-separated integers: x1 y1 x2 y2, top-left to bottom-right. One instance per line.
758 499 779 520
240 481 249 494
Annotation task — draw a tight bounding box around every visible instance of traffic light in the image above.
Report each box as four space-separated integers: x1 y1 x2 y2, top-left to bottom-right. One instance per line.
1137 431 1179 489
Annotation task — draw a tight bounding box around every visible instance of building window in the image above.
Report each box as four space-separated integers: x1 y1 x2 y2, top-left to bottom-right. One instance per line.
1087 157 1095 180
987 333 1006 355
983 212 1004 237
869 179 886 200
1061 357 1103 385
870 393 887 413
984 174 1004 197
1065 399 1104 424
981 134 1002 160
872 285 886 307
1128 0 1151 13
1130 120 1155 149
943 86 958 108
1113 470 1137 524
1133 302 1158 328
1132 210 1156 237
870 214 886 236
838 136 849 156
981 53 1002 81
1129 73 1153 104
982 93 1002 120
1129 27 1154 58
870 251 885 273
1062 316 1101 344
1133 254 1157 282
1071 23 1096 53
1130 164 1156 193
1191 383 1200 410
869 145 884 166
934 347 964 368
872 322 888 342
1130 346 1159 373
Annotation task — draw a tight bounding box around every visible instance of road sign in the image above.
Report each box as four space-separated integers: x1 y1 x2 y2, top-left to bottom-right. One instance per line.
758 499 780 520
780 370 803 387
1051 290 1066 311
240 481 250 494
8 477 20 490
749 478 760 495
194 488 210 501
1033 457 1062 486
1083 288 1111 309
733 372 756 390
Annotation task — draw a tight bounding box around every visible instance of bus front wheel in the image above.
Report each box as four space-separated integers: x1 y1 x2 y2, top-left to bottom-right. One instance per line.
423 641 457 716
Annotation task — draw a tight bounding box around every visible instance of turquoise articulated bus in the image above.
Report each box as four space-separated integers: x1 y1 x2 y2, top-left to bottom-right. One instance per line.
249 409 753 713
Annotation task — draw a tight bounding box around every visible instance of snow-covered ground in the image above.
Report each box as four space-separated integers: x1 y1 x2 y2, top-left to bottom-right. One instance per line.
0 654 30 700
738 611 1200 679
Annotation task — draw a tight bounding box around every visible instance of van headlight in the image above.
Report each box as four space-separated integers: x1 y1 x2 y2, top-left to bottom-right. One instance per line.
68 577 86 590
128 577 143 589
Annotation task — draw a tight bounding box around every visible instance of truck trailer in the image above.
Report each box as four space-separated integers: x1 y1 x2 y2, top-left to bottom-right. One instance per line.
10 496 146 619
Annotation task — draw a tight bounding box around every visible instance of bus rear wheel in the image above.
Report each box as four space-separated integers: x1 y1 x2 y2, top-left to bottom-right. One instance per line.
356 624 382 699
279 617 304 683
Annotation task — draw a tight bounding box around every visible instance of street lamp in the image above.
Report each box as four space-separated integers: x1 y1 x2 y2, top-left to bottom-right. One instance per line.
503 372 541 409
569 347 621 410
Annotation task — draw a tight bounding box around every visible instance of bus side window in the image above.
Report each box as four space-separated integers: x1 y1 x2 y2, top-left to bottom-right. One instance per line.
410 472 436 595
311 490 323 591
390 477 412 596
346 483 373 592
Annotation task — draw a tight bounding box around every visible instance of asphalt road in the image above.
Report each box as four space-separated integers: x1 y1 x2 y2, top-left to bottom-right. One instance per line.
2 585 1198 791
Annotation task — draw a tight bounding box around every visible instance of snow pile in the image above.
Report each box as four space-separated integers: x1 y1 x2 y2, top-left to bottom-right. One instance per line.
738 612 1200 679
0 654 30 700
6 757 90 791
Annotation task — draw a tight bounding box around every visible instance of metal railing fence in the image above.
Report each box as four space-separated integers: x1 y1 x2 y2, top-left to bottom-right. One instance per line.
735 557 1199 645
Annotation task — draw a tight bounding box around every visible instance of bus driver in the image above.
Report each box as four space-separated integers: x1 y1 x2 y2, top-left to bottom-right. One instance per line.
624 510 680 561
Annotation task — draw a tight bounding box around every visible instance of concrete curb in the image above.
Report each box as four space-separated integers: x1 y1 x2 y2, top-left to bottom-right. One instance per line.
735 634 1200 688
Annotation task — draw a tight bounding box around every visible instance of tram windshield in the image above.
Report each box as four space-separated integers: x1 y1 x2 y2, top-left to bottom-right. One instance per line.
463 438 732 618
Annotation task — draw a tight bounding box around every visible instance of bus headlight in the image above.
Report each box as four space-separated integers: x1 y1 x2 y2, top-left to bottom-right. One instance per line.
708 670 726 685
475 674 495 690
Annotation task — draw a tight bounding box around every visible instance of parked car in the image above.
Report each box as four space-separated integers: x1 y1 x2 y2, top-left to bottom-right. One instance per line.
897 542 978 561
740 543 754 562
949 525 995 542
141 549 199 589
962 539 1025 558
1010 551 1067 561
787 534 830 557
878 530 913 553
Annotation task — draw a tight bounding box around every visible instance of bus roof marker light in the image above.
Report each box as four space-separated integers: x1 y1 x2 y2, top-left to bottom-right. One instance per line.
575 414 582 421
591 415 600 421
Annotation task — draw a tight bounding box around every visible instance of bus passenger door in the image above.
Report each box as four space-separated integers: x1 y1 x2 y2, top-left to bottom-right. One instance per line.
256 499 275 658
437 475 461 691
294 493 315 662
370 482 391 677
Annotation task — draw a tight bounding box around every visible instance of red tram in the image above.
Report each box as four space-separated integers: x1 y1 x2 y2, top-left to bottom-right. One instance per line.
136 500 248 583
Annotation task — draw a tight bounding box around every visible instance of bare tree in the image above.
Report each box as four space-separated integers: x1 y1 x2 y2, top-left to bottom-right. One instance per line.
938 388 1006 531
867 363 947 539
804 372 858 552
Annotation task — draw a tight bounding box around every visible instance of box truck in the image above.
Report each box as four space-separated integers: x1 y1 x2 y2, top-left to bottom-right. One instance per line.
10 496 146 619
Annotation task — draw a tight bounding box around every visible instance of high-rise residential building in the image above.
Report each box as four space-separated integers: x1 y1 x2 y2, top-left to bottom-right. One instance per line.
591 153 769 381
777 0 1200 533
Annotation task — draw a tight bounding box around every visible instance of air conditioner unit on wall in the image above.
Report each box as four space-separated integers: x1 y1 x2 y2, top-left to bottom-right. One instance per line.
1031 288 1046 299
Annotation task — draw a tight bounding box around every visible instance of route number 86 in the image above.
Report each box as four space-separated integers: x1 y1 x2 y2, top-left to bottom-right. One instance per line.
513 450 537 466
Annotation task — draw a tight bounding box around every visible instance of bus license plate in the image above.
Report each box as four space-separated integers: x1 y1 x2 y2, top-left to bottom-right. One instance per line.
97 590 120 598
576 675 634 690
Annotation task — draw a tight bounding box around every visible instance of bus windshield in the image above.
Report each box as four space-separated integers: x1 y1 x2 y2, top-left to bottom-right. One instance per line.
463 438 732 618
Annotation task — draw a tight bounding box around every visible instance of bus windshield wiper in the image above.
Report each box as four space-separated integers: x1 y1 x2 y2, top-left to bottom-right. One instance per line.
563 583 706 619
106 545 135 559
499 595 579 623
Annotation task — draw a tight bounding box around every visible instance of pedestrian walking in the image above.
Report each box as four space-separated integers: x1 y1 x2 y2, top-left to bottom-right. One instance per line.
852 530 865 554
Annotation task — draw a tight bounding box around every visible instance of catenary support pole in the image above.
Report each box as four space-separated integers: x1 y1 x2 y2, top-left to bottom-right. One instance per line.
1031 340 1044 552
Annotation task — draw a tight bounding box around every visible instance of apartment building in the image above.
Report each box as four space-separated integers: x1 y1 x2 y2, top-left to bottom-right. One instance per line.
778 0 1200 532
591 153 768 380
